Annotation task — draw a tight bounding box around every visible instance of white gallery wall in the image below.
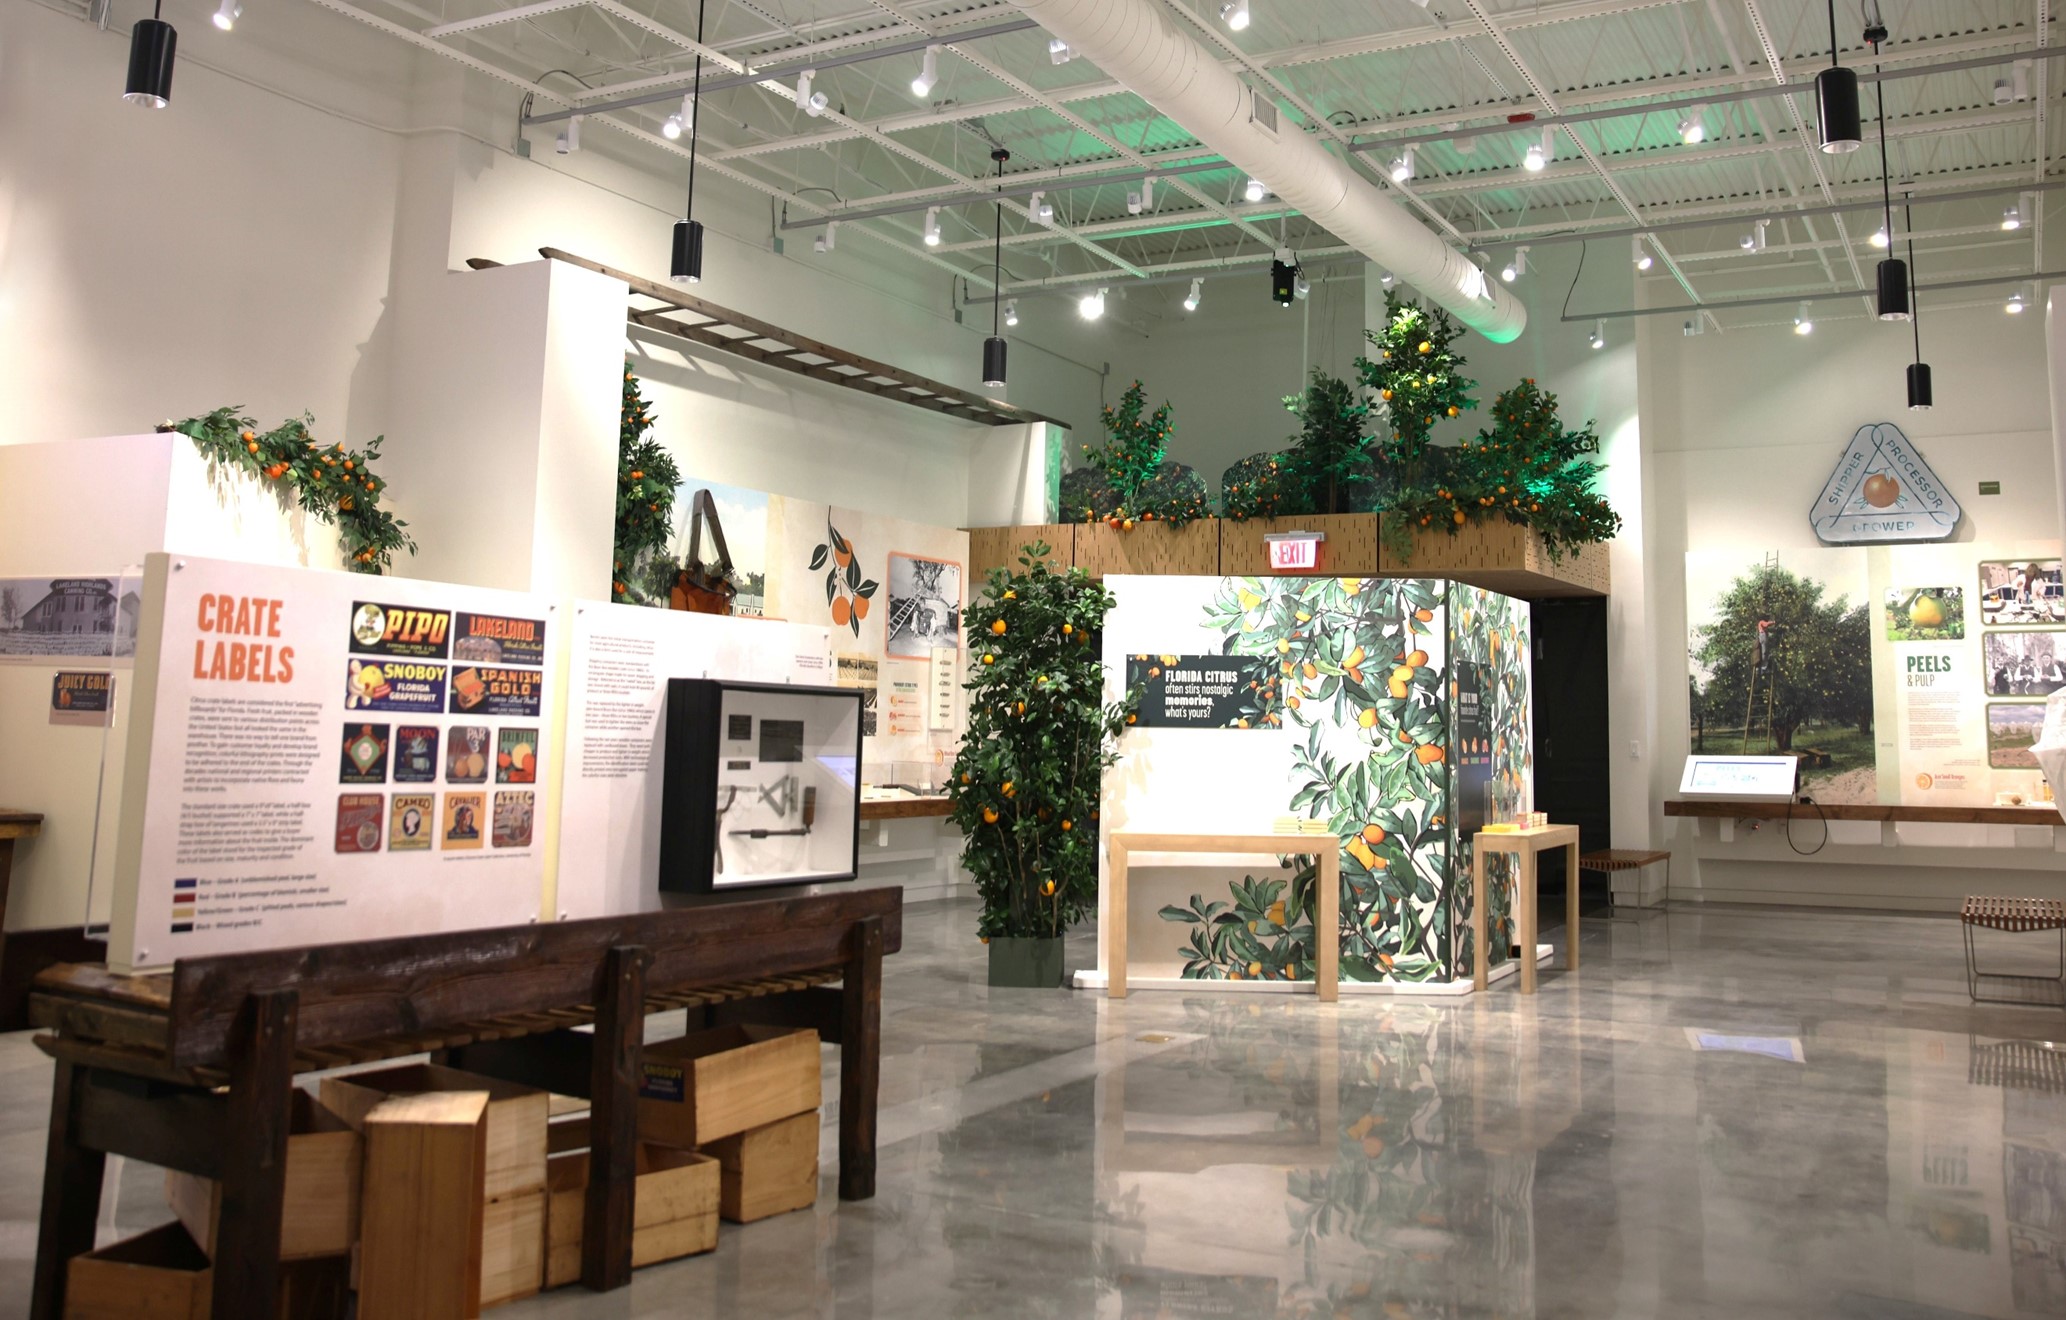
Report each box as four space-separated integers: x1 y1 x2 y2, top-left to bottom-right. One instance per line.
1640 292 2059 905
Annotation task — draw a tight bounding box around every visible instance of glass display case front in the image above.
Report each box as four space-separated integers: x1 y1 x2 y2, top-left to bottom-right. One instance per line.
659 679 863 893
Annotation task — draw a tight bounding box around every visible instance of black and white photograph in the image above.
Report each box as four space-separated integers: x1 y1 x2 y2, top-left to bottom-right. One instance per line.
1983 631 2066 697
0 576 141 662
1980 559 2066 626
885 553 961 659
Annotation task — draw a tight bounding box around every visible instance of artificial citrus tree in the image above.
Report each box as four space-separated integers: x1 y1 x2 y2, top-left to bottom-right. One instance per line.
949 544 1134 963
1388 377 1621 561
1357 288 1477 478
614 364 684 603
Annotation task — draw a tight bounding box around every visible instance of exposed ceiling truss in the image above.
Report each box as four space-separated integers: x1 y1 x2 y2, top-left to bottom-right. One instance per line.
298 0 2056 330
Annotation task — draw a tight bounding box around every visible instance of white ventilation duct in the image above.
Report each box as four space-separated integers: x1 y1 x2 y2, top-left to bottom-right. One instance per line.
1015 0 1527 342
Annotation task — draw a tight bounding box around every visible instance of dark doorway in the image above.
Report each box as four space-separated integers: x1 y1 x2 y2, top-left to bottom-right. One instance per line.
1532 597 1612 914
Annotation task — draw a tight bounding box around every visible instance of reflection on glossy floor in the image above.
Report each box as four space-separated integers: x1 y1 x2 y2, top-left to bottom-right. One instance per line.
4 899 2066 1318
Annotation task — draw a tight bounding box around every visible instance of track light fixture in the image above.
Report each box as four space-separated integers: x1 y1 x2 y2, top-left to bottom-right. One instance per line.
1870 224 1889 248
923 207 941 247
556 115 583 154
1633 235 1652 272
1004 299 1019 327
1523 133 1547 172
665 90 695 140
814 221 837 255
1683 316 1705 337
672 0 708 285
1221 0 1250 32
1028 191 1053 224
1794 302 1814 335
123 0 177 108
1389 149 1414 184
1814 0 1862 153
211 0 241 31
1183 278 1202 312
2008 284 2029 314
1244 176 1267 203
2004 201 2024 231
1588 320 1605 350
796 70 827 116
1048 37 1073 64
1126 189 1144 215
1140 179 1153 209
1294 273 1311 300
1078 287 1107 320
1738 219 1768 253
1501 247 1527 283
1379 270 1396 289
911 45 939 98
1678 107 1706 144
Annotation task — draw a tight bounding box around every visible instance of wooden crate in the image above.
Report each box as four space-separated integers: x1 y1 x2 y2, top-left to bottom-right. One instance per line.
704 1110 820 1224
1071 519 1220 578
357 1091 489 1320
320 1061 548 1201
65 1228 349 1320
543 1144 720 1288
165 1090 361 1261
481 1187 546 1308
968 525 1073 584
1377 515 1610 598
1219 514 1380 578
637 1024 820 1149
66 1222 211 1320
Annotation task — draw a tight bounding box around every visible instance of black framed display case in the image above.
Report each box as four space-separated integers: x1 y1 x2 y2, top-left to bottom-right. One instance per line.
659 678 865 894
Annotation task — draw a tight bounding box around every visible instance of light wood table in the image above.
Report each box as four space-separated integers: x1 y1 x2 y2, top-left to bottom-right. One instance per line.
1106 832 1339 1001
1471 824 1580 995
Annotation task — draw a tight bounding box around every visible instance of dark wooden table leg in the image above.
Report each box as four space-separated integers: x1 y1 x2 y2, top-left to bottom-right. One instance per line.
212 989 298 1320
839 915 883 1202
583 944 647 1292
29 1059 105 1320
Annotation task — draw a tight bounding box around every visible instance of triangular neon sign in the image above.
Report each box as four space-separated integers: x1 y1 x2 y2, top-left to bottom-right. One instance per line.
1809 421 1961 543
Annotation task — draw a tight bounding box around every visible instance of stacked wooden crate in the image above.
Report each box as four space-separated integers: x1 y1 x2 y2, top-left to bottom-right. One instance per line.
636 1024 823 1224
68 1028 824 1317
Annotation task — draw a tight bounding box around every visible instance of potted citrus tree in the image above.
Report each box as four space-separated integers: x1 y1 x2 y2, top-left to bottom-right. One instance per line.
949 543 1133 987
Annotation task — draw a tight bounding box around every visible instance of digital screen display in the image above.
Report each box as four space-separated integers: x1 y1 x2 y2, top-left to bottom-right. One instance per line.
1684 757 1796 795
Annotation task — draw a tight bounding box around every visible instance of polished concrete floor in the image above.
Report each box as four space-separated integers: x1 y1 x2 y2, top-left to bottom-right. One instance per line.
4 899 2066 1318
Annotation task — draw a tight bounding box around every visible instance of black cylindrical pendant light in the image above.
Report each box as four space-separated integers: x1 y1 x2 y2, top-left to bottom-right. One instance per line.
671 218 704 284
1816 67 1861 153
983 146 1010 389
671 0 707 284
1906 361 1933 411
1876 257 1910 321
1815 0 1860 153
123 12 176 108
1903 193 1931 411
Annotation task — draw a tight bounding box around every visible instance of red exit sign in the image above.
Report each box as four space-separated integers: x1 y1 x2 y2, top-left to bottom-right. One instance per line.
1265 532 1325 572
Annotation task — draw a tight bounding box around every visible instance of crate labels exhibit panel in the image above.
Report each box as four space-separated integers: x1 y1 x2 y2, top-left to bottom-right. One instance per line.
107 554 559 971
1100 574 1533 987
1684 538 2066 808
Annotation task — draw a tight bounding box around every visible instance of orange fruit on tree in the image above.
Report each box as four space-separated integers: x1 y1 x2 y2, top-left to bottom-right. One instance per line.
1405 650 1428 668
1001 780 1016 796
832 596 851 626
1060 819 1073 831
1357 708 1377 729
991 619 1007 635
854 596 870 620
982 807 999 824
1414 608 1433 622
1414 744 1445 765
1361 824 1386 846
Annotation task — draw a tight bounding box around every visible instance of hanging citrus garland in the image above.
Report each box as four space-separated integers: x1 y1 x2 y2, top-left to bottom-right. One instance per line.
165 407 414 573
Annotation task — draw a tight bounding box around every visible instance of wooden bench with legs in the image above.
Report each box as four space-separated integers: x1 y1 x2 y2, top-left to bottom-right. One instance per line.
27 886 901 1320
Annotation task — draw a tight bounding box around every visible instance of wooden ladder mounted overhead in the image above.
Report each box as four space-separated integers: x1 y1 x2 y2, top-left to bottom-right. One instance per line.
465 249 1070 431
